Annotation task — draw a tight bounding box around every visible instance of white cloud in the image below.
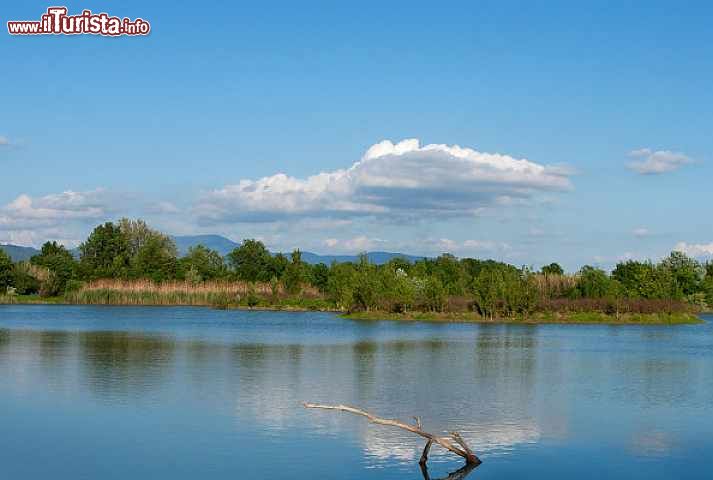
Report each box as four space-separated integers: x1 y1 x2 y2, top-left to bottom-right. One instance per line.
0 136 9 146
435 237 459 252
463 239 511 251
323 238 339 248
322 235 387 252
674 241 713 257
0 190 111 227
147 201 181 214
195 139 573 224
408 237 511 256
317 235 511 256
627 148 692 175
0 189 118 246
633 227 650 238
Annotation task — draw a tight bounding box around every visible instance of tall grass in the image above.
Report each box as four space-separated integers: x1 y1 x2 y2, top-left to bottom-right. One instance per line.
532 273 578 299
66 279 325 307
15 261 51 281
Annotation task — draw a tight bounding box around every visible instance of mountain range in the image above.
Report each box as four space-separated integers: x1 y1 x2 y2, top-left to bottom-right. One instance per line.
171 235 425 264
0 244 40 262
1 235 425 265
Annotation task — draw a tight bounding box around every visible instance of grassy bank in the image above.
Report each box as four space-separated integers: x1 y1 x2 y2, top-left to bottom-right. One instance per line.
1 280 704 325
58 279 330 310
0 294 65 305
66 289 333 311
0 292 334 312
342 311 704 325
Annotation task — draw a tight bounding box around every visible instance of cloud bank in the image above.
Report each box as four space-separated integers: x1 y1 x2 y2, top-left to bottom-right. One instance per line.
320 235 512 256
674 241 713 257
195 139 572 224
627 148 692 175
0 189 118 245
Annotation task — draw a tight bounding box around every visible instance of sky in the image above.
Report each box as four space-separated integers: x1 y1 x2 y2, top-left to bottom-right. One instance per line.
1 1 712 271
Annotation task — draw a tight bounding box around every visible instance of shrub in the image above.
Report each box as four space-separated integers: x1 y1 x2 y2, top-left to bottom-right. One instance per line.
0 249 13 291
418 277 447 312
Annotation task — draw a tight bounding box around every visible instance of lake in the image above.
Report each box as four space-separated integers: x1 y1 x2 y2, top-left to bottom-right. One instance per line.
0 305 711 479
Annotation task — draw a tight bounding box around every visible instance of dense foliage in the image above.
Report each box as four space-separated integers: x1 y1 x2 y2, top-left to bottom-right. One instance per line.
0 249 13 292
30 241 76 296
1 219 711 316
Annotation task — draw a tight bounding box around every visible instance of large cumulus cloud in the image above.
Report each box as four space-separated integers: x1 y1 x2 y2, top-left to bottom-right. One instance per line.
195 139 572 224
674 241 713 258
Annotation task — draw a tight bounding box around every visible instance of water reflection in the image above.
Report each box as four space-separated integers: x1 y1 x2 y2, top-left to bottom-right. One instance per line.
420 462 478 480
79 332 176 401
0 327 550 462
0 308 712 480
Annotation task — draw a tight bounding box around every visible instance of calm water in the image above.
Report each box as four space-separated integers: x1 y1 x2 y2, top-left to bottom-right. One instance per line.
0 306 711 479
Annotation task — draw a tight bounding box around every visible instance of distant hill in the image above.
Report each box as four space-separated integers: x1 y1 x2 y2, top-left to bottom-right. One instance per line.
172 235 240 256
1 236 427 265
297 251 426 265
0 244 39 262
172 235 425 265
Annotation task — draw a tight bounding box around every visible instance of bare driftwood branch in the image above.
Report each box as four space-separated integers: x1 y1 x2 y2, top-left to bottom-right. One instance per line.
420 438 433 465
302 402 481 466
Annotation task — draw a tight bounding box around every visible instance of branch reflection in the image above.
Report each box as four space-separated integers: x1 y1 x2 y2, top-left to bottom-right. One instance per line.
420 462 478 480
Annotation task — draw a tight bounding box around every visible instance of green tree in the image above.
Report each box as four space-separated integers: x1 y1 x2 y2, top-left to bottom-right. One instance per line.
432 254 466 295
461 258 486 281
386 257 413 275
352 254 379 311
505 267 539 316
309 263 330 293
541 262 564 276
30 241 77 296
471 263 535 318
612 260 673 299
78 222 130 279
378 264 415 313
118 218 176 258
472 267 502 318
179 245 226 282
419 276 447 312
130 235 178 282
0 249 13 292
574 266 611 298
660 251 704 297
11 262 40 295
227 239 273 282
283 249 306 295
327 262 357 310
269 253 289 279
703 262 713 307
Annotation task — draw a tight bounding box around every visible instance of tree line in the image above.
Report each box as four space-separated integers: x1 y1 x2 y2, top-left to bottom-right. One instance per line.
1 218 712 315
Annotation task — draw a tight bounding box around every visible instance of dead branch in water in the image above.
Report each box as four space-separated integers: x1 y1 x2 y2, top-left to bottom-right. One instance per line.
302 402 481 466
420 462 477 480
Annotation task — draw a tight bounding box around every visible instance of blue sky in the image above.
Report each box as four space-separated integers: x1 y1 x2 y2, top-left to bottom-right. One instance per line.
1 1 712 270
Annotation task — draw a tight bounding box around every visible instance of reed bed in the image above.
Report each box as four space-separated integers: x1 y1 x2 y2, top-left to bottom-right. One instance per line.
14 261 51 282
531 273 578 299
66 279 324 307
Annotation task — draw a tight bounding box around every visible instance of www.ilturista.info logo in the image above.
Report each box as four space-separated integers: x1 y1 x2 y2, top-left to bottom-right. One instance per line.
7 7 150 36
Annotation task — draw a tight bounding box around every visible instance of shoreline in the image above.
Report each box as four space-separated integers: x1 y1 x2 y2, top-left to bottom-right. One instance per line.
1 295 704 325
342 311 704 325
